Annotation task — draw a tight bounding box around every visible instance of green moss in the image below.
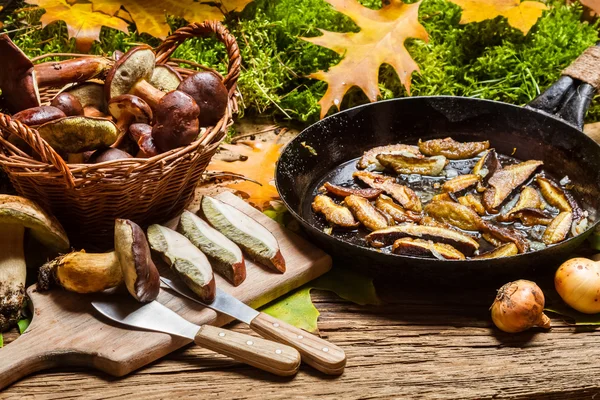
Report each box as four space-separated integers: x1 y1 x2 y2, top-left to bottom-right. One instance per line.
2 0 599 123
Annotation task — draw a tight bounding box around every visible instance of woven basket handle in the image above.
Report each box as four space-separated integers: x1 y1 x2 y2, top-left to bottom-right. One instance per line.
0 115 75 188
155 21 241 95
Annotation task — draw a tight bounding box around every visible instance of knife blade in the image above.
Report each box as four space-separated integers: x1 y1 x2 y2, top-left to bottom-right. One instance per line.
160 276 347 375
92 297 300 376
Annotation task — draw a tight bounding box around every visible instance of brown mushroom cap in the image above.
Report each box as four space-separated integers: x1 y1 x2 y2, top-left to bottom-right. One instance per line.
150 65 182 93
50 93 84 116
108 94 153 125
114 218 160 303
88 148 133 163
129 123 159 157
13 106 66 127
0 34 40 112
177 71 228 127
36 116 119 154
151 91 200 153
63 81 107 112
105 46 155 100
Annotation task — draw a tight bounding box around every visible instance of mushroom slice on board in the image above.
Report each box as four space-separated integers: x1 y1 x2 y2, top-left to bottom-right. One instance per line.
178 71 229 127
357 144 422 171
472 243 519 259
542 212 573 245
442 174 480 194
312 195 359 229
392 238 465 260
0 195 69 330
374 194 422 223
424 200 484 231
202 196 286 273
321 182 382 200
150 65 182 93
366 223 479 255
0 34 40 112
344 195 389 231
147 224 216 303
418 137 490 160
115 219 160 303
353 171 422 212
483 160 544 212
376 152 447 176
178 210 246 287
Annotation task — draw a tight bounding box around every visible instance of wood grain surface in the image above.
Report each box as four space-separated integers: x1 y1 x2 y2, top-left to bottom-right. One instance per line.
0 192 331 389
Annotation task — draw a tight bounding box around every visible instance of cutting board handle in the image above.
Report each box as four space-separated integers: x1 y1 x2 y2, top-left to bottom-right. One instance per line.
0 328 57 390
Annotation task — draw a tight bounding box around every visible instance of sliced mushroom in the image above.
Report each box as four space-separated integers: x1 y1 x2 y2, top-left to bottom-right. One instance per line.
542 212 573 245
442 174 480 194
151 90 200 152
353 171 422 212
483 160 543 212
13 106 66 127
374 194 422 223
376 152 447 176
424 200 484 231
50 93 84 116
147 224 216 303
418 137 489 160
357 144 422 171
503 208 553 226
473 243 518 259
202 196 286 273
0 195 69 330
178 210 246 287
115 219 160 303
312 194 359 228
392 238 465 260
536 176 572 212
345 195 389 231
365 224 479 255
472 149 501 182
150 64 182 93
107 94 153 148
321 182 382 200
178 71 228 127
457 193 486 215
431 193 454 203
482 223 529 253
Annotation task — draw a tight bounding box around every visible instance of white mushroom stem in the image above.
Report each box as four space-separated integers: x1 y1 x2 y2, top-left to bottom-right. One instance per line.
0 224 26 331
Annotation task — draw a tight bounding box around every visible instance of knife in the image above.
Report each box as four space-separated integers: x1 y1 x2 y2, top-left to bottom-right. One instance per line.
91 297 301 377
160 277 346 375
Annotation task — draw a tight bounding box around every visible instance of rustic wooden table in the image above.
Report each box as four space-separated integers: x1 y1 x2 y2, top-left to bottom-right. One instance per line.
3 273 600 399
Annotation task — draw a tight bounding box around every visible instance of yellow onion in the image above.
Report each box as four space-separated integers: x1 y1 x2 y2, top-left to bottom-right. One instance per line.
491 280 551 333
555 257 600 314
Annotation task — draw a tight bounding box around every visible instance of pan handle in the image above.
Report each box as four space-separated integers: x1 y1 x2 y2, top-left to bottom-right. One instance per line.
527 43 600 130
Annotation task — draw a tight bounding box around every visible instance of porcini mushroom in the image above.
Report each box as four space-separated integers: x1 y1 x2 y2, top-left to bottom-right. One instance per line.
107 94 153 148
88 148 133 163
150 65 182 93
58 81 108 117
129 123 159 157
50 93 84 116
178 71 228 127
0 195 69 331
152 90 200 152
13 106 66 126
36 116 119 163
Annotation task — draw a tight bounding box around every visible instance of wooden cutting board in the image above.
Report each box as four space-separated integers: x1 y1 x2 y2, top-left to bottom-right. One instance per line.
0 192 332 389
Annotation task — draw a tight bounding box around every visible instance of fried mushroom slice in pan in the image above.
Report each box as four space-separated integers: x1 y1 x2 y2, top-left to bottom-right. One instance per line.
481 223 529 253
374 194 422 223
320 182 382 200
457 194 486 215
376 152 447 176
392 238 465 260
424 200 484 231
442 174 480 194
312 195 359 228
536 176 572 212
472 243 519 259
483 160 543 212
542 212 573 245
357 144 421 171
472 149 502 181
353 171 422 212
345 195 389 231
418 137 490 160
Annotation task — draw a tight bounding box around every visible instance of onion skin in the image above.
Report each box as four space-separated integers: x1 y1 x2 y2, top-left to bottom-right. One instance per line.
491 280 551 333
555 258 600 314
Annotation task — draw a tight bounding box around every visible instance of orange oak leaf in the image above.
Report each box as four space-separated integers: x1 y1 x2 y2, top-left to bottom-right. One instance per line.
25 0 129 52
580 0 600 16
207 140 283 211
90 0 253 39
302 0 428 119
447 0 548 34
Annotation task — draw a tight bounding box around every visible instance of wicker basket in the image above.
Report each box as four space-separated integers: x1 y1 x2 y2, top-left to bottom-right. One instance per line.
0 21 241 249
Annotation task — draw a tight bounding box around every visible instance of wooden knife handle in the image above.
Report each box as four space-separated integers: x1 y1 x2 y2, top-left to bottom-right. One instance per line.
250 312 346 375
194 325 301 376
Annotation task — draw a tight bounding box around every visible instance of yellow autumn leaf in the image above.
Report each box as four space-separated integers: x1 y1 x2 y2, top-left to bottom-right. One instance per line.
26 0 130 52
302 0 428 119
447 0 548 34
90 0 253 39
